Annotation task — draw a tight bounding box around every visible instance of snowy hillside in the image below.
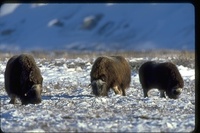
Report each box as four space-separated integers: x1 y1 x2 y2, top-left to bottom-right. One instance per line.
0 3 195 51
0 54 195 132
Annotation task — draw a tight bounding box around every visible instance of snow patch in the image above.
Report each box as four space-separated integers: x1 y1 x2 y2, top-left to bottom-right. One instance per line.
178 65 195 80
0 4 20 17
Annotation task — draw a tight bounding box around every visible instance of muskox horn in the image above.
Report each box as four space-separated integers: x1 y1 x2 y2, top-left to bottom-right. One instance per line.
24 84 42 96
88 83 91 87
91 79 106 96
172 88 182 95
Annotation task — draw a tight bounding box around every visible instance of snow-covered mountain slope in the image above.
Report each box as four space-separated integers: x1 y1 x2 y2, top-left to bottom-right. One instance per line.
0 3 195 51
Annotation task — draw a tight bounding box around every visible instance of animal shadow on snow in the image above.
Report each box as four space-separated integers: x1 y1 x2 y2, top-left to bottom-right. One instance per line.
42 94 93 100
0 94 93 105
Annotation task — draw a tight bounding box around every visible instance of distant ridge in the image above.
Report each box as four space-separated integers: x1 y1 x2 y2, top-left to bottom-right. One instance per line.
0 3 194 51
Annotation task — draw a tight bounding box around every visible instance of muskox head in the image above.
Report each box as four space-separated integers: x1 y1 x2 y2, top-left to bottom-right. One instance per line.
22 84 42 104
91 77 107 96
166 87 183 99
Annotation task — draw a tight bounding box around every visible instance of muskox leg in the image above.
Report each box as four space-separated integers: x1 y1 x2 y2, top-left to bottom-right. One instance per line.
100 87 109 96
122 88 126 96
159 90 166 98
113 86 123 95
143 89 149 98
9 94 17 104
120 85 126 96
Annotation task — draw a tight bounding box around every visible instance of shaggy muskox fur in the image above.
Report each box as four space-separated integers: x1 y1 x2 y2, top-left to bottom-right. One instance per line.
90 56 131 96
139 61 184 99
4 54 43 104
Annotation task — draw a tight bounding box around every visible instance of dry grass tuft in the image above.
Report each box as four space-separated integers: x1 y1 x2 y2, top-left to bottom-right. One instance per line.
0 50 194 69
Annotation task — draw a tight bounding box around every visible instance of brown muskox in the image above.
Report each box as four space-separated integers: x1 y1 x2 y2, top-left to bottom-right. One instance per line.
139 61 184 99
4 54 43 104
90 56 131 96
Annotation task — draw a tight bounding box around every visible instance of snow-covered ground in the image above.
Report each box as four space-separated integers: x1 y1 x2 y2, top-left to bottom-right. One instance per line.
0 55 195 132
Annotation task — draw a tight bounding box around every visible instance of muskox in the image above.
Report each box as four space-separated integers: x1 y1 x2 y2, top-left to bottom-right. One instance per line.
4 54 43 104
139 61 184 99
90 56 131 96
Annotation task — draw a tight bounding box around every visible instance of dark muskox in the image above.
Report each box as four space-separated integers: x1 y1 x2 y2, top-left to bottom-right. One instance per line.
139 61 184 99
90 56 131 96
4 54 43 104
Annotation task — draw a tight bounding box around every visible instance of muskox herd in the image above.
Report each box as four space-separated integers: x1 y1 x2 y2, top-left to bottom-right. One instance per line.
4 54 184 105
